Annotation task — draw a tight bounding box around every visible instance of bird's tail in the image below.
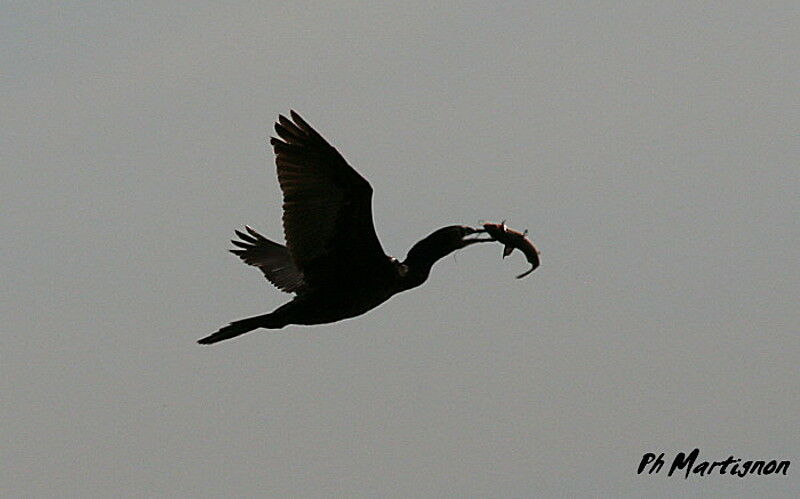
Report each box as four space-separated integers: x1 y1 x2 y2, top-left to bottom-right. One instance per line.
198 312 286 345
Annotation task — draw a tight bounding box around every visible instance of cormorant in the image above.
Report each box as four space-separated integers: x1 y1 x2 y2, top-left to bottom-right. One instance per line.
198 111 491 344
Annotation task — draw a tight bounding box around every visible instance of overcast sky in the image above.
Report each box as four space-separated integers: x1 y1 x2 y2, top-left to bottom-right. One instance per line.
3 2 798 497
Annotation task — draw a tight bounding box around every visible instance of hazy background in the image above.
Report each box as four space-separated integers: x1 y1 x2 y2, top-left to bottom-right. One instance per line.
3 2 798 497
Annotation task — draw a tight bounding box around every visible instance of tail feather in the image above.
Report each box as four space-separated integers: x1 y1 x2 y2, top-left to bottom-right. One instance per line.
198 313 286 345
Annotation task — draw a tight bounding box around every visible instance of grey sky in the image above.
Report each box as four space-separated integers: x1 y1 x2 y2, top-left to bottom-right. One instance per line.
3 2 798 497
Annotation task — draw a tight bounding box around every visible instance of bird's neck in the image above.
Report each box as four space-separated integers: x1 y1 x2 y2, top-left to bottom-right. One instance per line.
398 233 459 290
396 265 430 291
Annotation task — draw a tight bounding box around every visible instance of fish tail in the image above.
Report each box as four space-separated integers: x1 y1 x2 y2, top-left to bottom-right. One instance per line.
516 266 535 279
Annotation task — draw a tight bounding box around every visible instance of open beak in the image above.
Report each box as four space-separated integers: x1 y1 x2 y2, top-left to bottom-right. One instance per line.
461 225 494 245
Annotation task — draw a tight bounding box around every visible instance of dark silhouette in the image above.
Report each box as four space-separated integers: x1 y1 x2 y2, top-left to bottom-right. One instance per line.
481 222 540 279
198 111 492 344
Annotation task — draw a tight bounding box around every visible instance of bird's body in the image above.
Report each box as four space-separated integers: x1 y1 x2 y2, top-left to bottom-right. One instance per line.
199 112 490 344
273 265 399 326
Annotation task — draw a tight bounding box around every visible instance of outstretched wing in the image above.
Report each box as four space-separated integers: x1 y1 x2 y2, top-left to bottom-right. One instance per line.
230 226 307 294
270 111 388 285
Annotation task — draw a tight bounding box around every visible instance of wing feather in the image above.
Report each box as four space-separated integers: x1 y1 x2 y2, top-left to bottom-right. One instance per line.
270 111 387 285
229 226 307 294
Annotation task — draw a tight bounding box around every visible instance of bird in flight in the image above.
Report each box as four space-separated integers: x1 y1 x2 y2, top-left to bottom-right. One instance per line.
198 111 494 344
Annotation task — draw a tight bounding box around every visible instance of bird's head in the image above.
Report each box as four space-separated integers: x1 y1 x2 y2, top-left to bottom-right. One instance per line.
411 225 487 257
434 224 487 247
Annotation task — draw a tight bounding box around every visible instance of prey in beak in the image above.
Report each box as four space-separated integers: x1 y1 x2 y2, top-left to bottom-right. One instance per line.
479 221 540 278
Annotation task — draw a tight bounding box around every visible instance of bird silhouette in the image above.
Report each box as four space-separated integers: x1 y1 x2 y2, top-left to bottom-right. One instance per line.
198 111 492 344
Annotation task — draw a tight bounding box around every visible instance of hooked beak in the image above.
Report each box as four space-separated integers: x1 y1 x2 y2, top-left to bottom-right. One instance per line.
460 225 494 246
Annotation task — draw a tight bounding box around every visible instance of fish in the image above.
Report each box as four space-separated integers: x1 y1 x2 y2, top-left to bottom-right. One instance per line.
481 221 540 279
